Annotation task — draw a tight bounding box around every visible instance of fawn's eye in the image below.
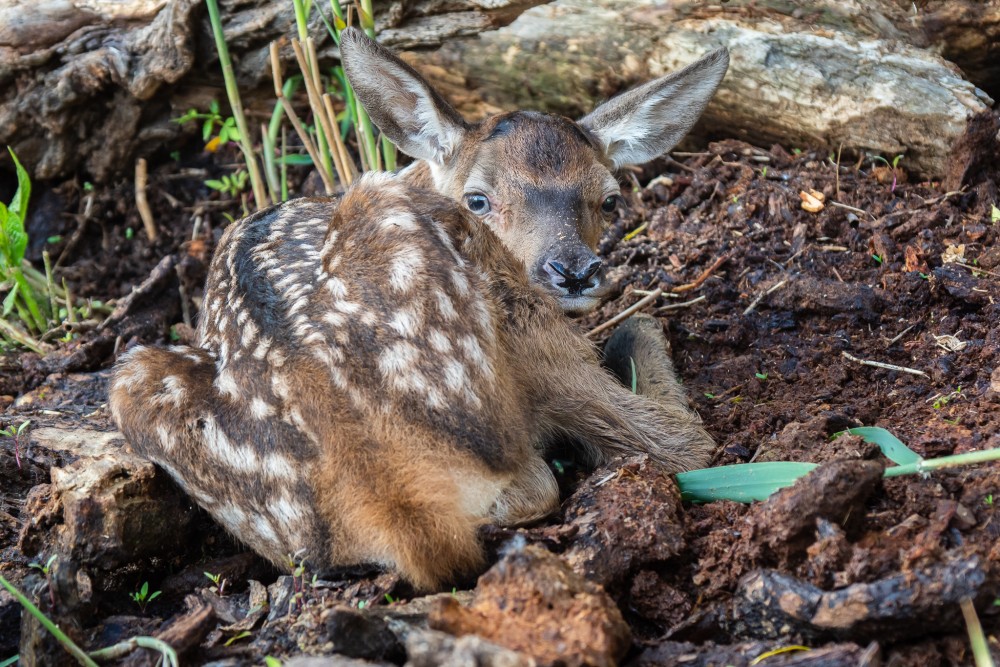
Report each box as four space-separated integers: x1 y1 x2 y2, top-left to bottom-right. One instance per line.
464 194 491 215
601 195 620 215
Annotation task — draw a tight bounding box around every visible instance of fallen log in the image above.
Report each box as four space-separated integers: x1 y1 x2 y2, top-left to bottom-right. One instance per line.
0 0 545 180
420 0 996 178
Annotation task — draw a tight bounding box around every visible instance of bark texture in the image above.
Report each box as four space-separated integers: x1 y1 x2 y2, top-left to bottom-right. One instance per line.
0 0 545 180
420 0 997 177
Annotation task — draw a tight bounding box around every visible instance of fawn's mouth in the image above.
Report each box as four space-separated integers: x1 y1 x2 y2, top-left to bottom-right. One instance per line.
557 293 602 313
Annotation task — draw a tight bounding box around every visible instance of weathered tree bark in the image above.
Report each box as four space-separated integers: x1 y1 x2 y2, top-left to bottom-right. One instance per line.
0 0 546 180
418 0 997 178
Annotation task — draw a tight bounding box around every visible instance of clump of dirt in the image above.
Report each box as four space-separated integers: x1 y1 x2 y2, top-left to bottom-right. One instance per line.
2 117 999 665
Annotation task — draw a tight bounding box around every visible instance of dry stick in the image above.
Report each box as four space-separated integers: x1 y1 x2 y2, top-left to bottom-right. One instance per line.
176 264 192 329
672 253 730 293
834 142 843 200
306 37 353 185
886 324 916 346
292 38 344 191
323 94 357 185
134 158 157 241
743 278 788 316
658 295 706 311
270 43 335 194
828 200 873 219
841 350 927 377
952 261 1000 280
586 289 662 339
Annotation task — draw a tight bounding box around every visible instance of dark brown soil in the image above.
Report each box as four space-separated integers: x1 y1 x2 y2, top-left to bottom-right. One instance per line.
1 122 999 665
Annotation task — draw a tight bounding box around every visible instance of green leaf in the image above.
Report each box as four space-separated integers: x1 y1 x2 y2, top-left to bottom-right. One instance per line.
8 148 31 223
140 581 148 598
991 204 1000 224
839 426 922 466
202 119 214 142
3 282 19 316
147 590 161 602
277 154 314 166
675 461 818 503
0 654 18 667
205 179 226 191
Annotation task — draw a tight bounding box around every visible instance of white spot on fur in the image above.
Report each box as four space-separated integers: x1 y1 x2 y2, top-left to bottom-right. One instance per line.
451 269 470 296
388 307 421 338
459 335 492 379
435 290 457 320
333 300 361 314
323 312 346 328
442 359 468 393
428 328 452 353
389 246 424 292
380 211 417 231
155 424 177 452
325 277 348 299
378 341 419 377
253 338 271 360
215 369 240 399
250 397 276 419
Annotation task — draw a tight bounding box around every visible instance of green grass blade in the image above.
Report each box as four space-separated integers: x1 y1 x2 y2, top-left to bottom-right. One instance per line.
8 148 31 223
0 655 19 667
676 462 818 503
0 576 99 667
840 426 922 466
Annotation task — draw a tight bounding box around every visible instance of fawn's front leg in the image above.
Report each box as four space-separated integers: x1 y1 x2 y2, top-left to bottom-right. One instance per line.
534 316 715 472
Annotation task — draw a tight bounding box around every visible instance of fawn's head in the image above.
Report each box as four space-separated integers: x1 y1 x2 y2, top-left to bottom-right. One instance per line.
340 29 729 312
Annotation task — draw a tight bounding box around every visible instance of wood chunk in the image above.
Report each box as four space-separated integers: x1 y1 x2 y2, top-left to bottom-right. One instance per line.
429 541 630 667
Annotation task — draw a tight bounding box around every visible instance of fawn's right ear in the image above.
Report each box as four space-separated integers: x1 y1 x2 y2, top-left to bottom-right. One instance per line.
339 28 468 165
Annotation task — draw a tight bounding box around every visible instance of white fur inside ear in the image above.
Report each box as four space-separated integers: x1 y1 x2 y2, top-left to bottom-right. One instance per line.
581 48 730 169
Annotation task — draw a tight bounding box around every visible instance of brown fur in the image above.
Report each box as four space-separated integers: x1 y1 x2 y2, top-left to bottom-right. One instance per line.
109 32 728 590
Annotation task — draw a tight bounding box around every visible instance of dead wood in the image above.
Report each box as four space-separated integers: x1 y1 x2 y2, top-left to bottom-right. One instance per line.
419 0 997 178
0 0 545 180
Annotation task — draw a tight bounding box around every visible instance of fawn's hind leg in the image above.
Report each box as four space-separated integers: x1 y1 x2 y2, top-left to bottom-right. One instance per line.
108 345 326 567
489 454 560 527
310 420 503 591
603 313 692 408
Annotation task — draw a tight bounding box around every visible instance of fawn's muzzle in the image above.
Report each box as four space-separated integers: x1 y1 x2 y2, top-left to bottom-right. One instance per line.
545 259 602 294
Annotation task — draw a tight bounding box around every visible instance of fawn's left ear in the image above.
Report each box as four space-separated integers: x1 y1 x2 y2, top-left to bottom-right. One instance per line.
580 48 730 169
339 27 469 165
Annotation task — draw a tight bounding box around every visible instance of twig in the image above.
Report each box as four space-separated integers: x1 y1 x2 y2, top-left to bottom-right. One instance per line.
951 262 1000 280
176 264 192 329
587 289 662 338
828 201 874 219
834 142 843 200
672 253 730 293
841 351 927 377
886 324 915 346
657 295 706 311
134 158 157 241
743 279 788 315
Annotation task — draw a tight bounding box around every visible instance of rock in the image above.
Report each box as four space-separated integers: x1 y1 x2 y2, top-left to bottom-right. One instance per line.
322 607 405 663
560 456 686 588
404 628 535 667
429 540 630 667
18 436 195 572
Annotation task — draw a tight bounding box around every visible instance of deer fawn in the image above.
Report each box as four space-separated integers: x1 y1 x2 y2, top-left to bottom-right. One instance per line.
109 29 729 589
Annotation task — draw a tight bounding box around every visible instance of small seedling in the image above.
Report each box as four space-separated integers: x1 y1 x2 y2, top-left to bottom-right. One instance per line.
991 204 1000 224
125 227 134 240
174 101 241 151
265 658 283 667
932 386 962 410
286 550 309 611
760 166 768 178
792 148 802 155
205 170 249 198
704 392 715 399
357 600 366 610
384 593 397 604
985 495 994 507
223 630 252 647
872 254 883 265
755 372 768 381
46 235 62 244
1 420 30 469
130 582 161 613
29 554 58 607
204 571 227 596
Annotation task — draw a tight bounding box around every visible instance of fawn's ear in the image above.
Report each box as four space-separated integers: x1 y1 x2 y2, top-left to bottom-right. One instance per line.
580 48 730 169
339 28 468 165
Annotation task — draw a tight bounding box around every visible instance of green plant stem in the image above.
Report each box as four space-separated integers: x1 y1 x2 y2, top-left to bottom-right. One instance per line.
88 637 178 667
883 448 1000 477
43 250 58 329
204 0 269 209
0 576 99 667
0 317 45 354
12 268 46 332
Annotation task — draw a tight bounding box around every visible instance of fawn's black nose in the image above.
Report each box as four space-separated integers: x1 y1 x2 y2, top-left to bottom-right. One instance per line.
546 259 603 293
